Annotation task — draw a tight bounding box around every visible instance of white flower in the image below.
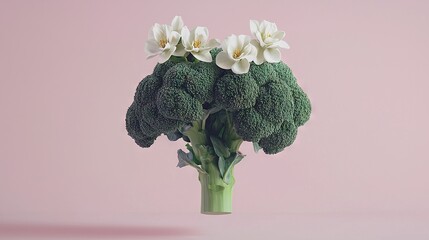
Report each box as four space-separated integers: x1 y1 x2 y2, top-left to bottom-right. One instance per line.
145 24 181 63
145 16 186 63
181 26 220 62
250 20 290 64
215 34 257 74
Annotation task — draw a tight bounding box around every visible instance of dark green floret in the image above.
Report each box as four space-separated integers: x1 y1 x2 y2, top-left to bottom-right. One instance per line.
254 81 294 125
214 73 259 111
290 84 312 127
258 121 298 154
156 87 203 122
249 62 278 86
134 74 163 106
232 108 276 142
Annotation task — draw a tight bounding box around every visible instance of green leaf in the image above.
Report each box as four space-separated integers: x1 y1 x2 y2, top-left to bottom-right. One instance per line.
222 152 245 184
177 149 207 174
185 143 201 165
210 136 230 158
218 156 226 177
230 138 243 152
253 142 262 153
166 130 182 141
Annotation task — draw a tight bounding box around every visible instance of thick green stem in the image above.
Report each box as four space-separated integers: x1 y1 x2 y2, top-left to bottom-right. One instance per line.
199 162 234 215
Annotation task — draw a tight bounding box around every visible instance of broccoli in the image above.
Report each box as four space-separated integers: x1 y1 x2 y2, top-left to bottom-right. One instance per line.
125 49 311 214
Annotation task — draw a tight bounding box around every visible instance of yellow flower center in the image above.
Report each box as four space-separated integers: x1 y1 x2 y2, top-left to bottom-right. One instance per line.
233 49 242 59
159 38 167 48
193 39 201 48
263 33 271 40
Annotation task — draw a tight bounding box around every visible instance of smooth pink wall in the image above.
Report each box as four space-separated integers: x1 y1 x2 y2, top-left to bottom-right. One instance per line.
1 0 429 221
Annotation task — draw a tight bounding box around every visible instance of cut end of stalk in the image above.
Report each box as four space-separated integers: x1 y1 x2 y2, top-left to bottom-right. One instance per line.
201 211 232 215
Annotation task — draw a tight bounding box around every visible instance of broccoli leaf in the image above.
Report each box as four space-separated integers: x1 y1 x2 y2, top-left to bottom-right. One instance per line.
218 156 226 177
219 152 245 184
185 143 201 165
177 149 207 174
253 142 262 153
166 130 182 141
210 136 230 158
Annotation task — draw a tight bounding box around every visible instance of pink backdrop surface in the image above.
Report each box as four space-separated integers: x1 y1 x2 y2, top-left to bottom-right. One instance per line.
1 0 429 239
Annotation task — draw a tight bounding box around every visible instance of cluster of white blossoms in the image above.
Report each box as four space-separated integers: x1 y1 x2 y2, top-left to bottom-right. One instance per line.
145 17 289 74
145 16 220 63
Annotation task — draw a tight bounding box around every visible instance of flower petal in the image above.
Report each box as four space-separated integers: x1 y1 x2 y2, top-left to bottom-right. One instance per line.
206 38 220 49
238 35 250 49
269 40 290 49
242 43 257 62
181 26 192 49
145 39 161 56
255 32 265 47
272 31 285 40
261 20 277 34
250 39 265 65
254 46 265 65
171 16 184 32
226 35 238 58
192 50 212 62
259 20 269 34
250 20 259 35
163 24 172 40
152 23 164 42
194 26 209 43
263 48 281 63
231 59 250 74
173 43 186 56
241 43 252 57
216 51 235 69
159 46 176 63
169 31 181 46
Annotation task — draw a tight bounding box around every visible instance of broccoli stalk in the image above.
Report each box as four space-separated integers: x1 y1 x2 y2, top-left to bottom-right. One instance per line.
125 48 311 214
180 110 243 214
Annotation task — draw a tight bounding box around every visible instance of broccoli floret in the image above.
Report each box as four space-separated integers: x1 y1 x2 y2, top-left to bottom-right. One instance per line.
134 74 163 107
126 56 225 148
126 103 157 148
214 73 259 111
225 64 294 142
272 61 311 126
249 62 278 86
140 102 182 133
126 103 146 139
254 81 294 125
272 62 297 87
135 136 156 148
163 62 220 103
189 62 223 102
232 108 276 142
126 67 184 146
258 121 298 154
156 87 203 122
290 84 311 127
153 60 176 80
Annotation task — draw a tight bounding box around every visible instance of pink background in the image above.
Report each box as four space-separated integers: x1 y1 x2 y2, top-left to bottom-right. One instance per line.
1 0 429 239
